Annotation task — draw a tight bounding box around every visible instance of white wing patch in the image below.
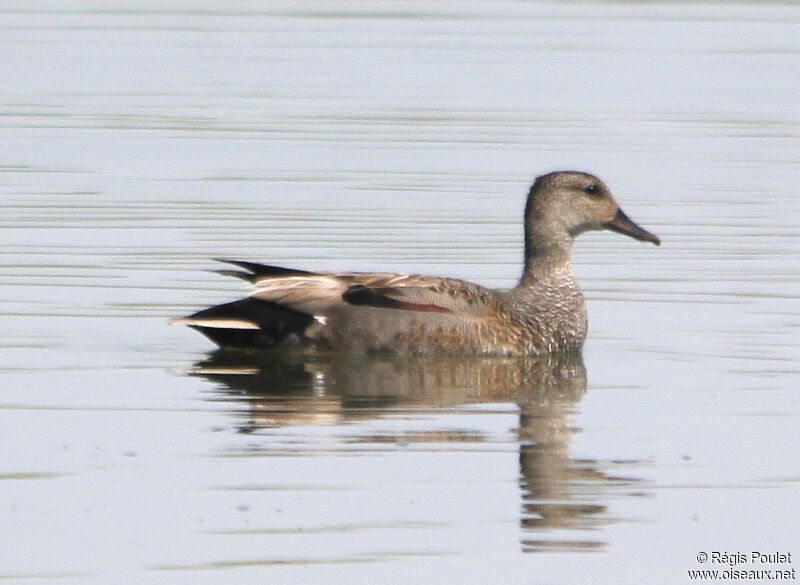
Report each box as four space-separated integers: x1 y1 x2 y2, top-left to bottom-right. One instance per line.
168 317 260 329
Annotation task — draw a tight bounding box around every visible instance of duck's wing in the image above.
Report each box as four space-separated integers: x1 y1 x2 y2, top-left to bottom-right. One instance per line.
250 270 493 318
171 261 495 349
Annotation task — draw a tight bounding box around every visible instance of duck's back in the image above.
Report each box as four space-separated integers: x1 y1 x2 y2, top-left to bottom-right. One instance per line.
307 275 500 354
309 273 587 355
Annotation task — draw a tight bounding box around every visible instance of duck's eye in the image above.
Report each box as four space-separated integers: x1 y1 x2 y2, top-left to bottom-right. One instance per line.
584 184 601 197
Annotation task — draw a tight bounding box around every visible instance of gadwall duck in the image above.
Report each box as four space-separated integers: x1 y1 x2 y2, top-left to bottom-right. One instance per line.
173 171 660 354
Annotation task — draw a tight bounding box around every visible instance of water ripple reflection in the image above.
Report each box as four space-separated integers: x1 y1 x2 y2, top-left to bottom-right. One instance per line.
190 350 647 552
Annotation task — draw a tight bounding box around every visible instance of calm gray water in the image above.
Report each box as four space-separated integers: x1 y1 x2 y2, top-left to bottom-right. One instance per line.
1 3 799 584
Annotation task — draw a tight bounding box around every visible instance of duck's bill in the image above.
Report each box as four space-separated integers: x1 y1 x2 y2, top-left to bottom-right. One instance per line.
605 208 661 246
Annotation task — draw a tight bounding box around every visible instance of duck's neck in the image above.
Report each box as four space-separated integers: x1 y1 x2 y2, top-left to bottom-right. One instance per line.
519 232 574 288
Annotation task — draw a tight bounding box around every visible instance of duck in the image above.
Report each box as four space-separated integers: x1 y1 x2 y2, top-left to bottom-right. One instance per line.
171 171 660 355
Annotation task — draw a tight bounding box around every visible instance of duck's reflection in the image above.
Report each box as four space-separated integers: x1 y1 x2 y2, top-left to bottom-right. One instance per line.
191 350 641 552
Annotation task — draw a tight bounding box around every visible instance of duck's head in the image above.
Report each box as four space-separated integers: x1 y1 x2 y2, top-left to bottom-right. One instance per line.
526 171 661 248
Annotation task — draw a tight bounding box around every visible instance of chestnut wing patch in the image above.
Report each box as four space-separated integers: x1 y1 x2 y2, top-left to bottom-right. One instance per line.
342 284 453 314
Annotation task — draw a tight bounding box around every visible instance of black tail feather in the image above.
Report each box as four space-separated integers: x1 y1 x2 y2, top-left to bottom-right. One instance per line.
213 259 315 282
186 297 314 349
213 269 258 282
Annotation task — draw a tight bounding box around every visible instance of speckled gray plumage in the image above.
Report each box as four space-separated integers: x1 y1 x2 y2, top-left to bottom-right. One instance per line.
174 171 659 354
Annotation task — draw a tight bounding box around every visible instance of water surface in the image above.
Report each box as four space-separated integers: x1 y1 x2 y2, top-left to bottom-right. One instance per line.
1 2 799 584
